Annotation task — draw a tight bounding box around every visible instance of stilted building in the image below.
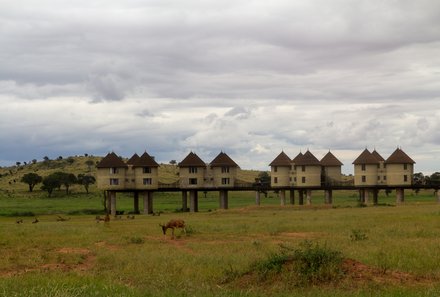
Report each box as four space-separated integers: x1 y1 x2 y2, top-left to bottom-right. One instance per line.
96 152 128 190
178 152 207 188
320 151 343 186
209 152 239 187
269 151 292 187
385 148 415 186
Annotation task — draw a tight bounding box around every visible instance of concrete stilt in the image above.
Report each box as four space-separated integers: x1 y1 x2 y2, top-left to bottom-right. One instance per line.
396 188 404 204
255 191 261 205
372 189 378 205
133 192 139 214
182 191 188 212
306 190 312 205
324 189 333 205
147 191 154 214
280 190 286 206
298 190 304 205
289 190 295 205
359 189 366 203
190 190 198 212
365 189 370 204
110 191 116 216
106 191 111 214
219 190 229 209
142 191 153 214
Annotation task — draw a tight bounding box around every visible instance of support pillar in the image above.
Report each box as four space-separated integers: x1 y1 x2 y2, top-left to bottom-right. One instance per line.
219 190 228 209
396 188 404 204
182 191 188 212
359 189 366 203
190 190 198 212
280 190 286 206
255 191 261 205
324 189 333 205
133 192 139 214
306 190 312 205
365 189 370 204
142 191 154 214
372 189 378 205
289 190 295 205
298 190 304 205
110 191 116 216
106 191 111 214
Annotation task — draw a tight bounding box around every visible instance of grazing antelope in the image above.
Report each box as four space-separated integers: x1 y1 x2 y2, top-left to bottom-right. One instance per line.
16 219 23 224
56 215 70 222
95 214 110 223
159 219 186 239
32 218 39 224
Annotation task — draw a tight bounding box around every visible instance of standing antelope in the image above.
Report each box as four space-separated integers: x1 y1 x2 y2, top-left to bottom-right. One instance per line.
159 219 186 238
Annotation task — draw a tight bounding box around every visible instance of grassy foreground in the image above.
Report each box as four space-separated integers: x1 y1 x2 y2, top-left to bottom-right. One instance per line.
1 189 440 296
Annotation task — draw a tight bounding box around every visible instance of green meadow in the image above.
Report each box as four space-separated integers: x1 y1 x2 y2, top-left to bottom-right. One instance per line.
1 159 440 296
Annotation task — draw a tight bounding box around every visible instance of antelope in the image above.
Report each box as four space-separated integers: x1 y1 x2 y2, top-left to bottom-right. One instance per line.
95 214 110 223
32 218 39 224
159 219 186 239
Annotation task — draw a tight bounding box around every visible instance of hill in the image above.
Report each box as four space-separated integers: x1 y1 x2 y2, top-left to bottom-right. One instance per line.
0 155 261 194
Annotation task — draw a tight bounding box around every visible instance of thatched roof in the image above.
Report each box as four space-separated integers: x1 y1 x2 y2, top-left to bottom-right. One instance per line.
132 152 160 167
210 152 239 167
96 152 127 168
352 149 379 165
294 150 321 166
127 153 140 165
372 150 385 162
385 148 415 164
178 152 206 167
269 151 292 166
320 151 343 166
292 152 303 163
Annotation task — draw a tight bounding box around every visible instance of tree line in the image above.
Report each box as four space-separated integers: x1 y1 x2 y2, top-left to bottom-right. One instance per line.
20 172 96 197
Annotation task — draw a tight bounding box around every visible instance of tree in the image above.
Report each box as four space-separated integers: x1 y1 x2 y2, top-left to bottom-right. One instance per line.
20 173 43 192
77 174 96 194
257 171 271 185
169 160 177 165
430 172 440 186
41 174 62 197
53 172 77 194
16 161 21 167
413 172 425 195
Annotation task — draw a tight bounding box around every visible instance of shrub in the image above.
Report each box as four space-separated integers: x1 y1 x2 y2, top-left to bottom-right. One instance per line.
350 229 368 241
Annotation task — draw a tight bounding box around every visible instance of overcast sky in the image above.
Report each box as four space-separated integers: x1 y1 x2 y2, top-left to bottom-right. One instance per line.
1 0 440 174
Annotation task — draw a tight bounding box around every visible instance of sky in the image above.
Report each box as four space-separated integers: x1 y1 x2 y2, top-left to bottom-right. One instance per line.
1 0 440 174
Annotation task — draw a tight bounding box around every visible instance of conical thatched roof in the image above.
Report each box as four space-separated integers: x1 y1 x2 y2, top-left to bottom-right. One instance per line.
320 151 343 166
210 152 239 167
127 153 140 165
372 150 385 162
132 151 160 167
292 152 303 163
352 149 379 165
294 150 321 166
96 152 127 168
269 151 292 166
178 152 206 167
385 148 415 164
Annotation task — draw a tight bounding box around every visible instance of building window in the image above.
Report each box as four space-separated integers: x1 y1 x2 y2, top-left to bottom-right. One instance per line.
189 178 197 185
404 175 408 182
110 167 118 174
404 164 408 170
143 178 152 185
222 178 230 185
274 177 278 184
189 167 198 174
377 164 380 169
302 165 306 172
110 178 119 185
384 175 387 180
361 164 366 171
301 177 306 183
361 176 366 183
294 177 297 182
377 176 380 181
221 166 230 173
294 165 297 171
143 167 151 174
274 166 278 172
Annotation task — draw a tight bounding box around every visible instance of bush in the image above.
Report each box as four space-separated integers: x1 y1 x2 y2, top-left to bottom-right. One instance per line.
350 229 368 241
249 240 344 285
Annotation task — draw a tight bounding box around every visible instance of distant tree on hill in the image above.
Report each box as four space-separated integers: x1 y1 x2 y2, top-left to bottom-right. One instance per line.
257 171 271 185
169 160 177 165
41 174 62 197
43 156 50 162
16 162 21 167
32 159 37 164
430 172 440 186
77 174 96 194
21 173 43 192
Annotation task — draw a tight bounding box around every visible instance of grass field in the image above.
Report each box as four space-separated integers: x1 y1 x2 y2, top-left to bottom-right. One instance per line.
1 159 440 296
